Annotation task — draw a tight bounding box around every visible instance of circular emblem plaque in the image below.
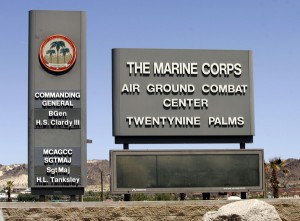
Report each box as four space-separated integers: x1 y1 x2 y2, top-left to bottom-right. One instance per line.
39 35 77 73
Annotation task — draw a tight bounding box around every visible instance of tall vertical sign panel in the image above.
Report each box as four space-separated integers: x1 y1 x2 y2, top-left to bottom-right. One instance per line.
28 11 86 195
113 49 254 144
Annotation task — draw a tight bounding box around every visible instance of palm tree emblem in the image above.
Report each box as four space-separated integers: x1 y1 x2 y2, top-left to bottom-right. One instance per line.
60 48 70 63
39 34 77 73
50 40 65 64
46 49 56 63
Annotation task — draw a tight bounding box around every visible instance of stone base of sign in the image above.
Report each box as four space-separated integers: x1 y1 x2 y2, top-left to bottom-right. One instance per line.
0 199 299 221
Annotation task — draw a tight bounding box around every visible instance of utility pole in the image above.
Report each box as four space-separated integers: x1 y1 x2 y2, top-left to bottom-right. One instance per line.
100 170 104 201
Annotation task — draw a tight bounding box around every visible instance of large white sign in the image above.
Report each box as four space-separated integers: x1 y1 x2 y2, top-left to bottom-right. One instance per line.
112 49 254 143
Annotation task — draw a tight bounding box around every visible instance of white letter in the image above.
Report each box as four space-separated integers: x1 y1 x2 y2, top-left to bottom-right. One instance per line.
202 84 209 94
163 99 171 108
210 63 219 76
191 63 198 75
208 117 215 125
127 62 135 74
202 63 210 76
234 63 242 76
126 117 133 126
154 62 164 74
219 63 227 75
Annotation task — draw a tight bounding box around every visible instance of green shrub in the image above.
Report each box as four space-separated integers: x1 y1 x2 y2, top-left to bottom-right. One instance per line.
17 193 39 202
154 193 176 201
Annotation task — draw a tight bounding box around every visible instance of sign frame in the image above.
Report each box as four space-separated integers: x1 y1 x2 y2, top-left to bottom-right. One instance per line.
110 149 264 194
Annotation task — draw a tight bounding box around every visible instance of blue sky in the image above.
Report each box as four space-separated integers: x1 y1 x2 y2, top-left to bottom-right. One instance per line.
0 0 300 164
